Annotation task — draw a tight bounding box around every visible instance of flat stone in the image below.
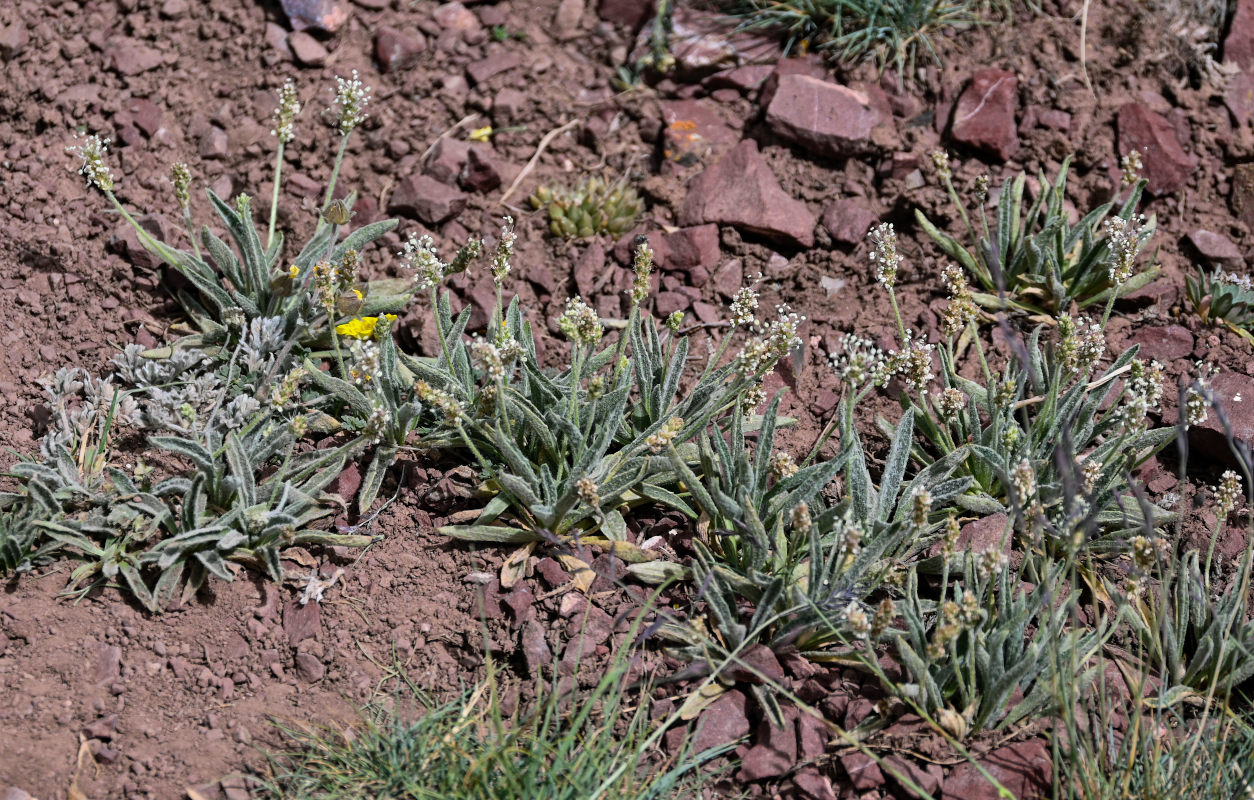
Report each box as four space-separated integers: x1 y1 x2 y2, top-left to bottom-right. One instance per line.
434 1 478 31
704 64 773 93
288 31 330 66
94 643 122 683
1233 162 1254 230
950 68 1019 161
665 6 776 77
374 27 426 73
1178 371 1254 466
884 754 943 798
108 40 164 76
654 291 689 317
598 0 652 27
265 22 294 61
388 174 467 225
1186 229 1244 268
794 767 837 800
466 51 522 85
492 87 527 126
0 20 28 60
119 97 163 138
553 0 584 36
199 126 228 160
1039 109 1071 131
424 137 470 184
283 598 321 646
821 199 879 246
691 689 751 754
927 512 1010 559
1223 1 1254 120
295 652 326 682
724 642 785 684
1228 0 1254 69
738 710 799 781
765 74 882 158
942 739 1051 800
678 139 815 248
1117 103 1196 195
331 463 361 501
459 146 503 193
82 714 120 741
281 0 349 33
521 620 551 676
161 0 189 17
1127 325 1194 362
841 750 884 791
661 99 739 166
661 224 720 273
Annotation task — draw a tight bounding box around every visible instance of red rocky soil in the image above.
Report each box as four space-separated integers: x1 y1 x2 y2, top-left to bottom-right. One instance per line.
2 0 1254 798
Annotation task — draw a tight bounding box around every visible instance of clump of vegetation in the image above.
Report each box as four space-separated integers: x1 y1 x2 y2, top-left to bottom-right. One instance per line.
529 176 643 239
1 76 392 610
722 0 1014 74
260 651 726 799
1187 267 1254 343
1058 700 1254 799
917 153 1156 319
16 70 1254 798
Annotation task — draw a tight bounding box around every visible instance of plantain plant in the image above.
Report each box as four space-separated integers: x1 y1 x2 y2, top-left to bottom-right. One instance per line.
1187 266 1254 344
916 154 1157 318
656 394 972 724
421 245 765 554
889 550 1105 736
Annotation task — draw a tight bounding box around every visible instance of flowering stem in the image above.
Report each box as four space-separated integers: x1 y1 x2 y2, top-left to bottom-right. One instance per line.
887 287 907 344
970 325 993 388
181 206 201 261
330 328 348 381
494 283 504 333
692 319 737 390
612 305 639 386
941 174 975 244
1203 513 1227 593
1099 290 1117 331
105 191 183 269
323 134 350 215
267 140 286 252
430 287 456 381
569 346 585 425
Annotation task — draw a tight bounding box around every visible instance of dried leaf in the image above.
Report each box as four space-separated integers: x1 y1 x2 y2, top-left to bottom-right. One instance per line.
556 553 596 592
677 682 725 721
500 542 536 589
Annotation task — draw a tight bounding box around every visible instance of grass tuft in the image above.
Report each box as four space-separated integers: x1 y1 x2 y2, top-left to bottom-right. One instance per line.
259 657 725 800
721 0 1016 75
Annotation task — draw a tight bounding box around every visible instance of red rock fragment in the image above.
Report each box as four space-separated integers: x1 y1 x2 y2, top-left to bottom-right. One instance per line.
950 68 1019 161
678 140 816 248
1117 103 1196 195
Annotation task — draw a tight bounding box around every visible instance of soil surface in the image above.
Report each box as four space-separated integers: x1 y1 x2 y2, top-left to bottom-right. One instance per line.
2 0 1253 798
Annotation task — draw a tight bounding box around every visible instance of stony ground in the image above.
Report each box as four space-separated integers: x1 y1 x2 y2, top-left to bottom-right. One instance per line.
3 0 1254 798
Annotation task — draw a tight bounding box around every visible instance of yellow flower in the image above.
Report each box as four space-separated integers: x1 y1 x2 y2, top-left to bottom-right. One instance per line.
335 314 396 339
469 125 493 142
288 265 300 278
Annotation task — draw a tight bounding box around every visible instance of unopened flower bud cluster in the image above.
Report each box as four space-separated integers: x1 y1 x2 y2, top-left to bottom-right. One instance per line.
869 223 904 288
646 417 684 453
